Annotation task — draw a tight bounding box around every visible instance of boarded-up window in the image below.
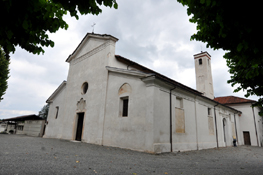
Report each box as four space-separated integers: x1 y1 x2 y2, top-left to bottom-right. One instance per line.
208 116 214 135
175 108 185 133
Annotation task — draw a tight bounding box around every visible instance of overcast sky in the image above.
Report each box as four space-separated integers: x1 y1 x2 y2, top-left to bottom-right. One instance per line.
0 0 258 119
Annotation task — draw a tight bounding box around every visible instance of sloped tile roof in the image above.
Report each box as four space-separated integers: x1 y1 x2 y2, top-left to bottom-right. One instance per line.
116 55 241 113
115 55 202 96
214 96 256 104
2 114 43 121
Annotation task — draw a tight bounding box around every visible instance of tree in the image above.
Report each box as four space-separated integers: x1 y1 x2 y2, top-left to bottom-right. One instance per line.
39 104 50 120
0 0 117 101
177 0 263 111
0 0 118 59
0 47 10 101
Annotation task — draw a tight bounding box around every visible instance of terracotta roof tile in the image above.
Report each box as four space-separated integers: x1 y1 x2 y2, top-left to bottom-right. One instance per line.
214 96 256 104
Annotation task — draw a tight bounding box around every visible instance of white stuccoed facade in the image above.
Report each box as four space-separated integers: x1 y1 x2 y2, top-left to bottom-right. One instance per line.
194 52 214 99
44 33 261 153
222 102 262 146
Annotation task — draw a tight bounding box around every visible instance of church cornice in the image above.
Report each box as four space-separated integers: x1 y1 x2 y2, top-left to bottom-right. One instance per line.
106 66 153 78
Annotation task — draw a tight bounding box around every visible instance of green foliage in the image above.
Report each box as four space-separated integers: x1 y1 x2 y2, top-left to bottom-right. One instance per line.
0 48 10 101
0 0 117 102
0 0 118 57
177 0 263 114
39 104 50 119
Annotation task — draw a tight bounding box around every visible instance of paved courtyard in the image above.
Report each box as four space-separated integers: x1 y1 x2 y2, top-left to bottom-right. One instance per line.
0 134 263 175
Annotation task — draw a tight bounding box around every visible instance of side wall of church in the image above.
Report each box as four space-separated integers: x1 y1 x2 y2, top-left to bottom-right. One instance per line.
150 86 237 153
102 72 154 152
44 85 66 139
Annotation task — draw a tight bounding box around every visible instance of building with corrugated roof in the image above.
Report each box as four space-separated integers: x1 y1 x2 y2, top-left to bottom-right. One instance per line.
2 114 45 136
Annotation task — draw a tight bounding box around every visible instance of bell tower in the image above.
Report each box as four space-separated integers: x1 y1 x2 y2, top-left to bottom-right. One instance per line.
194 51 214 99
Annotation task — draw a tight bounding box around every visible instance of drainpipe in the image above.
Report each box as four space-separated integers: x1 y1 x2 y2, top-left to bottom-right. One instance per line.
194 97 199 150
101 68 110 146
169 86 176 152
214 103 219 148
233 113 238 144
252 106 259 146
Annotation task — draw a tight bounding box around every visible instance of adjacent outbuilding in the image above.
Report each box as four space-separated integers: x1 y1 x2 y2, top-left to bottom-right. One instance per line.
2 114 45 137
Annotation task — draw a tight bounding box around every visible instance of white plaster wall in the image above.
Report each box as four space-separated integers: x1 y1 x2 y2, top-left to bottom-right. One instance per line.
23 120 45 137
228 103 261 147
195 54 214 99
44 85 66 139
16 122 25 135
216 109 236 147
0 123 6 132
233 114 242 146
59 38 117 144
6 124 15 133
195 100 217 150
253 107 262 147
102 72 154 152
74 38 105 58
152 87 170 153
172 95 198 151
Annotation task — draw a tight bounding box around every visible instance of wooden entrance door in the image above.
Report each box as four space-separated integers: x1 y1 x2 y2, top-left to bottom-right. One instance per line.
75 113 84 141
243 131 251 145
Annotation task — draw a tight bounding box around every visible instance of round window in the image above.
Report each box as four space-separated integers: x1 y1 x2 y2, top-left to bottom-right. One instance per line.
81 82 88 94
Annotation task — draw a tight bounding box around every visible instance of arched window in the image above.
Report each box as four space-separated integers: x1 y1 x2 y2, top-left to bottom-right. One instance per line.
118 83 132 117
199 58 202 65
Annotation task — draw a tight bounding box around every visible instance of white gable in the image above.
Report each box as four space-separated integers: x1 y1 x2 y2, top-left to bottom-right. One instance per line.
74 38 105 59
66 33 118 63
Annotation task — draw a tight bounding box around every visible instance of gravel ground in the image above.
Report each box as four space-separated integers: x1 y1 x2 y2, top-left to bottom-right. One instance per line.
0 134 263 175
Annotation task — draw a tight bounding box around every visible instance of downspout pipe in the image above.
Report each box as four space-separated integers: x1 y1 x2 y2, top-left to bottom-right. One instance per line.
170 86 176 152
252 106 259 146
233 113 238 144
214 103 219 148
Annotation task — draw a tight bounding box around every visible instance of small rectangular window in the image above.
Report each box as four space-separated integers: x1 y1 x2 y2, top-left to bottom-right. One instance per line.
55 106 59 119
122 98 129 117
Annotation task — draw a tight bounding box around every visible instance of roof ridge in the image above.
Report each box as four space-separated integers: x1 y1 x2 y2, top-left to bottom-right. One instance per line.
115 55 203 95
214 95 256 104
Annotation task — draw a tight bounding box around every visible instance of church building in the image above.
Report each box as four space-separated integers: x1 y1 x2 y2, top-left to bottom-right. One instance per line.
44 33 262 153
